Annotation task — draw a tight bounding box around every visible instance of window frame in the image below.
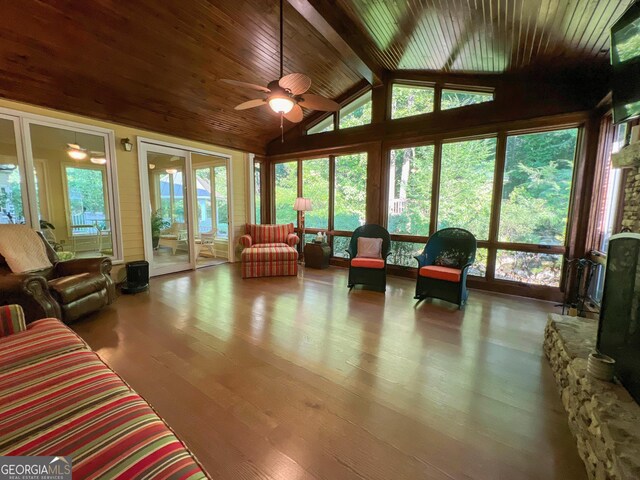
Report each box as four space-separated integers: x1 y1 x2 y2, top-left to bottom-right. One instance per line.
390 82 436 120
381 123 583 292
338 90 373 129
440 84 495 111
61 161 110 237
270 150 369 254
0 107 124 262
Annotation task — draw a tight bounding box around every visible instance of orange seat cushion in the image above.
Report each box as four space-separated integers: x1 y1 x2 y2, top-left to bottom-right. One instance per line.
351 258 385 269
419 265 461 282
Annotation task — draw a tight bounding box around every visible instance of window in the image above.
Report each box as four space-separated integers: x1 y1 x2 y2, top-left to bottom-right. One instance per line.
274 161 298 225
388 145 434 236
495 250 563 287
469 248 488 277
307 116 334 135
29 123 119 258
334 153 367 230
388 241 425 267
254 161 261 224
391 84 435 119
439 138 497 240
214 165 228 238
441 88 493 110
332 235 351 258
302 158 329 229
339 91 372 129
600 123 628 252
0 117 24 225
499 128 578 245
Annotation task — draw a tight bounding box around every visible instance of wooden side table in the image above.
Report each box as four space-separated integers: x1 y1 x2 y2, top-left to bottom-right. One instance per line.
304 242 331 269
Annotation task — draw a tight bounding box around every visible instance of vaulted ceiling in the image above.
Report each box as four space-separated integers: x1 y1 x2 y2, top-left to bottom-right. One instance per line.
0 0 634 154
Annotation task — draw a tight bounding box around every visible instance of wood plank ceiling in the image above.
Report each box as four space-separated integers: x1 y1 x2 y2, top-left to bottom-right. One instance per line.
0 0 361 153
334 0 634 72
0 0 634 152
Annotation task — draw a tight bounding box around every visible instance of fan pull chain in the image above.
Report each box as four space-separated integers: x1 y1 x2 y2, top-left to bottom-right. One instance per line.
280 112 284 143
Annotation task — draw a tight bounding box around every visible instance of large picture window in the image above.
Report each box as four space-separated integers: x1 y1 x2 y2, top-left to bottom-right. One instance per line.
388 145 434 236
334 153 367 231
27 122 120 258
499 128 578 245
302 158 329 229
274 161 298 225
439 137 497 240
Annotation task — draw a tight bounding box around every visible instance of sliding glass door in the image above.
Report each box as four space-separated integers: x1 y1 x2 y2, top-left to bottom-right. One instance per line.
139 143 193 276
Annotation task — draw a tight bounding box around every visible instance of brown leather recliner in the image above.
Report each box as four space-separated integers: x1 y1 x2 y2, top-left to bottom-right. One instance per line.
0 232 115 323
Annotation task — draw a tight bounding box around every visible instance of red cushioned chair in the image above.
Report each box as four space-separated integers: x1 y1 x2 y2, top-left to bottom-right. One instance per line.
346 224 391 292
414 228 477 308
238 223 299 278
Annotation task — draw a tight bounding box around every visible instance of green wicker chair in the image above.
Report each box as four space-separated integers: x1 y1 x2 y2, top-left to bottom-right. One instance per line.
346 224 391 292
414 228 477 308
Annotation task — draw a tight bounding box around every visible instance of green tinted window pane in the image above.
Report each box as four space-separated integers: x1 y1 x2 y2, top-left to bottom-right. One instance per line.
439 138 497 240
499 128 578 245
495 250 563 287
332 236 351 258
388 145 434 236
441 89 493 110
254 163 261 224
334 153 367 230
302 158 329 229
469 247 488 277
214 166 228 238
65 166 108 233
391 85 435 119
274 162 298 225
308 116 334 134
339 91 372 129
388 241 425 267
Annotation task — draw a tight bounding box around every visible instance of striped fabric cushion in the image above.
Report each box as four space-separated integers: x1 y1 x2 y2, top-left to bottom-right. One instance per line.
242 260 298 278
0 318 88 373
246 223 294 244
241 245 298 263
0 351 130 450
3 393 208 480
0 304 26 337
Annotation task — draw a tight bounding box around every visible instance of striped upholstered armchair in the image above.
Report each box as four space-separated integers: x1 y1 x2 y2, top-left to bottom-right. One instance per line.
238 223 299 278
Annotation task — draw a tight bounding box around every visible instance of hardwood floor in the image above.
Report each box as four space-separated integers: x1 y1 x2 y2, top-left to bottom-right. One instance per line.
72 264 586 480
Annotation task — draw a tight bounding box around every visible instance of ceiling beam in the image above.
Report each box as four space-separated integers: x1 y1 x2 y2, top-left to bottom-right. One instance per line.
286 0 383 85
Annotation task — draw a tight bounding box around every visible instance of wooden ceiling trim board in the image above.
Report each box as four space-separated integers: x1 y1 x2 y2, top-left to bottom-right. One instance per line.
285 0 383 85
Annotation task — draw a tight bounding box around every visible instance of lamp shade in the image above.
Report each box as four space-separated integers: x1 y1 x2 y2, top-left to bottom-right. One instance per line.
293 197 313 212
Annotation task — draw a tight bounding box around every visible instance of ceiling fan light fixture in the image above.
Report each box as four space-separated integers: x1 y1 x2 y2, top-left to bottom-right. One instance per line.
90 156 107 165
66 143 88 160
268 96 295 114
166 168 178 175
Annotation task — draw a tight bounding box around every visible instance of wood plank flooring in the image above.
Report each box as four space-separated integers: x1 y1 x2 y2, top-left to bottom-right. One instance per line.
72 264 586 480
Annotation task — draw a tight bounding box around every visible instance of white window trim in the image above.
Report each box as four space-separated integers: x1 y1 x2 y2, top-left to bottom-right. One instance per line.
0 106 124 262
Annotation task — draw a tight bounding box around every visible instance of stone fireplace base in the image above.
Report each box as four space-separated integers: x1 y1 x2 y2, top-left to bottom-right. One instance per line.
544 314 640 480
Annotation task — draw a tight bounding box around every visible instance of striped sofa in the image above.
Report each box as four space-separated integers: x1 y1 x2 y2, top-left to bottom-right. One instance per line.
239 223 299 278
0 305 209 479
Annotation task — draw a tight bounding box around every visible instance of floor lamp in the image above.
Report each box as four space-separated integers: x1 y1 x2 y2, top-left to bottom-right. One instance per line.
293 197 312 263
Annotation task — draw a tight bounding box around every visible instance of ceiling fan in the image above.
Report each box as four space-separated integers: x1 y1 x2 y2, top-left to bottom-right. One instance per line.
220 0 339 138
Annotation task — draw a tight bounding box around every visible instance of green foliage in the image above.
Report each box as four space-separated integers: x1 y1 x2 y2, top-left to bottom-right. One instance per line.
441 90 493 110
0 168 24 222
391 85 435 119
339 92 372 129
150 209 170 238
500 129 578 245
334 153 367 230
302 158 329 229
274 162 298 224
65 167 106 216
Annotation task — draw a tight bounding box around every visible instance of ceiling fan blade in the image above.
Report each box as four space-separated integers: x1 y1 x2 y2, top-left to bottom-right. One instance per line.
284 104 304 123
298 94 339 111
234 99 266 110
279 73 311 95
221 79 271 93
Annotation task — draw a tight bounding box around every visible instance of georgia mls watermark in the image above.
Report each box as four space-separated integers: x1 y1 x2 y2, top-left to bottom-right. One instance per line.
0 456 72 480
